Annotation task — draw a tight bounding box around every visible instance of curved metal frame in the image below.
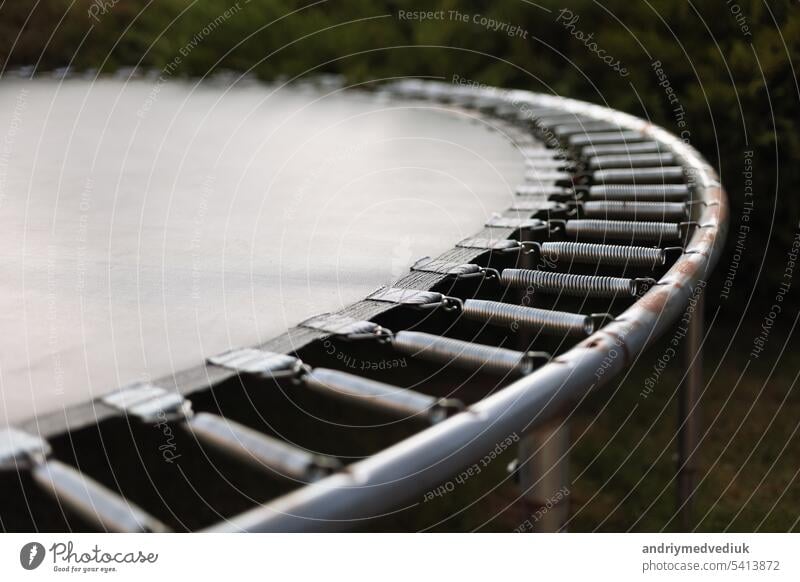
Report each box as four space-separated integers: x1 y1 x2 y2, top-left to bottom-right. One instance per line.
206 81 728 532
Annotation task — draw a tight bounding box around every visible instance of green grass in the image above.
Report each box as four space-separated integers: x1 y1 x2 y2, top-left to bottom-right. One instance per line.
565 321 800 532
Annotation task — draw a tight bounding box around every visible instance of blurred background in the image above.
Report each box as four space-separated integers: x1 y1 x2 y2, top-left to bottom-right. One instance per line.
1 0 798 531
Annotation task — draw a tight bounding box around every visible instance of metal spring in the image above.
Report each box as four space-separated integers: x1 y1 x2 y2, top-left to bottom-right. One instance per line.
553 121 620 137
461 299 593 337
581 141 662 157
582 200 688 221
392 331 537 376
32 460 168 532
534 114 589 127
588 152 675 169
303 368 462 424
593 166 685 184
565 219 682 243
539 241 666 268
187 413 340 482
588 184 689 201
500 269 636 298
568 130 646 147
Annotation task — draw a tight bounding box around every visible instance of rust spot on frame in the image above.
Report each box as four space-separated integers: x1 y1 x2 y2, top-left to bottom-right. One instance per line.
699 227 719 245
637 286 672 314
675 258 700 278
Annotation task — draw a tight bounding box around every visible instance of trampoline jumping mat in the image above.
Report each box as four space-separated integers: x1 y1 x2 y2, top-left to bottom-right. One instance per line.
0 78 523 425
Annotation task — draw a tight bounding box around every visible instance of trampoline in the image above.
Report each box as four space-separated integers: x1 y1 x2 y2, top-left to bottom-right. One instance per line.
0 78 726 533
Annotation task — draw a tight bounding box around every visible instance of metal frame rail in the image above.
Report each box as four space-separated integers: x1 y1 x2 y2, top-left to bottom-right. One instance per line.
0 79 727 533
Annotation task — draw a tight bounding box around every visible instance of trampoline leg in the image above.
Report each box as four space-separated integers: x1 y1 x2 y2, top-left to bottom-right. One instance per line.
677 292 704 530
513 236 570 532
518 417 571 532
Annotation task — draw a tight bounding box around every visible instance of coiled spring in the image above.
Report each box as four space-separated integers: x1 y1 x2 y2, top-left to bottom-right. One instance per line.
553 121 620 137
500 269 637 298
565 219 682 243
568 130 646 147
539 241 666 268
535 114 588 127
392 331 539 376
588 152 675 170
461 299 593 337
588 184 689 201
593 166 685 184
581 141 662 158
582 200 688 221
187 413 340 482
303 368 462 424
30 460 168 533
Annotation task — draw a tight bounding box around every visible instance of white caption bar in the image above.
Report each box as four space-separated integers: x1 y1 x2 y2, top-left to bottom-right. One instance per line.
0 533 796 580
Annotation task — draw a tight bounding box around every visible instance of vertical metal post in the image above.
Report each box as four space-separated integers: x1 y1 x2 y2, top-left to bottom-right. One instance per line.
677 292 704 529
513 226 570 532
518 418 571 532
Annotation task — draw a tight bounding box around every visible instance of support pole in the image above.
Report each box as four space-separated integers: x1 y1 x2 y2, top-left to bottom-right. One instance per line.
513 229 570 532
677 292 704 529
518 417 571 532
